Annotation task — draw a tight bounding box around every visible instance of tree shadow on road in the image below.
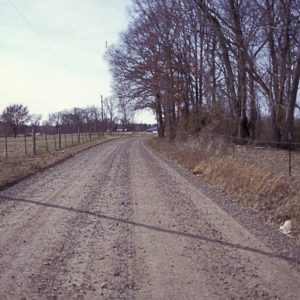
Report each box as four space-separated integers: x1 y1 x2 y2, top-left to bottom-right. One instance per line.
1 194 300 265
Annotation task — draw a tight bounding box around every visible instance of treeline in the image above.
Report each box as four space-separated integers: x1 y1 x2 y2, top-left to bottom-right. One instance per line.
46 104 147 133
0 104 114 137
47 106 108 134
0 102 151 137
107 0 300 143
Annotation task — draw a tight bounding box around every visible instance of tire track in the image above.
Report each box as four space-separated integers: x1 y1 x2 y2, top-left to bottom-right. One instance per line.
129 139 300 299
0 140 134 299
0 137 300 300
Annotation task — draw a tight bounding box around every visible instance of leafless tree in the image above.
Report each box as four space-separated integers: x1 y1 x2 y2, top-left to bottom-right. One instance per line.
106 0 300 143
1 104 30 137
48 111 63 132
104 96 118 132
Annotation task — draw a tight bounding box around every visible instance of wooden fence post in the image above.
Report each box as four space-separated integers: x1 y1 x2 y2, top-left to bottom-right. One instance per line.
77 128 80 145
24 134 27 155
45 132 49 153
54 133 57 151
32 127 37 155
5 133 8 159
289 132 292 176
64 133 67 148
58 127 62 149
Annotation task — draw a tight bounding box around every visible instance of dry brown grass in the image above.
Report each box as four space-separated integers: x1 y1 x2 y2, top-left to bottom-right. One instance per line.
149 137 300 241
0 133 110 159
0 136 119 190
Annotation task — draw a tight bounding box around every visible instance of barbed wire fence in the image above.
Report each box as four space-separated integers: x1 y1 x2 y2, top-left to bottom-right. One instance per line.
2 129 298 177
0 127 112 160
190 132 300 177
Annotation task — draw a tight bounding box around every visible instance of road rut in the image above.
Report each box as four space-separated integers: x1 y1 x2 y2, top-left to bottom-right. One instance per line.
0 138 300 299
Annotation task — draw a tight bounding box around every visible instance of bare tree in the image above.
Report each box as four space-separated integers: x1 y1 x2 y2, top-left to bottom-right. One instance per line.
118 95 135 131
106 0 300 143
1 104 30 137
30 114 42 128
48 111 63 133
104 96 118 132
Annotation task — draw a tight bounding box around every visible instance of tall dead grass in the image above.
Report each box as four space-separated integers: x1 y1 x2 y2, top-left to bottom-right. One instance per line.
150 136 300 240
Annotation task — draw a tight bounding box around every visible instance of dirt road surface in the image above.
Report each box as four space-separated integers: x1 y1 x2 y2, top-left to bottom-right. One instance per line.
0 138 300 300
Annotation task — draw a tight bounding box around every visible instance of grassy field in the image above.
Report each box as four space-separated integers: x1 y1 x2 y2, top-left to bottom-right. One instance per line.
0 135 119 190
149 137 300 242
0 132 149 190
0 132 109 159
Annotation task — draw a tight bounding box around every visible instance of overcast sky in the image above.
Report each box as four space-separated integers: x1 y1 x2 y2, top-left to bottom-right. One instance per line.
0 0 156 123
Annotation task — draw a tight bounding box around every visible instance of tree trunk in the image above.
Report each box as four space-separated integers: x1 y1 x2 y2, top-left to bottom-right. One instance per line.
169 101 177 141
248 67 257 142
156 94 165 138
282 49 300 142
211 37 217 107
13 126 17 138
196 0 238 136
229 0 249 140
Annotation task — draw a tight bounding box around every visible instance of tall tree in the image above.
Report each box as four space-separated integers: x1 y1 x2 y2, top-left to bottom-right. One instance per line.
106 0 300 143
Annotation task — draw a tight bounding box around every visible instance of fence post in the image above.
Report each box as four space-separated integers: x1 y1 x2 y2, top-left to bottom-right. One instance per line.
32 126 37 155
24 134 27 155
5 133 8 159
77 128 80 145
58 127 62 149
289 132 292 176
64 133 67 148
45 132 49 153
54 133 57 151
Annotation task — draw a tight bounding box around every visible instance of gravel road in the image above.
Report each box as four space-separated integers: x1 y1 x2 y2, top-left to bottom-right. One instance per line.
0 137 300 300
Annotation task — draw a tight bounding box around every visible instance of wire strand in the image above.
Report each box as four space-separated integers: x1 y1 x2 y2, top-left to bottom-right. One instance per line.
7 0 71 72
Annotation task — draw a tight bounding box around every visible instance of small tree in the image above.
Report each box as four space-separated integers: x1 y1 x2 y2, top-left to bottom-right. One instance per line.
105 96 118 132
1 104 30 137
48 112 63 133
30 114 42 129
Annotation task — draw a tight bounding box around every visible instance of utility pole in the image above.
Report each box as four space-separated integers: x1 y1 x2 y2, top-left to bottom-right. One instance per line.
101 95 104 134
101 95 104 122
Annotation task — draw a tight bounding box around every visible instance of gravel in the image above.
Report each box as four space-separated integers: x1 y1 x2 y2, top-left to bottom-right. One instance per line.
0 137 299 299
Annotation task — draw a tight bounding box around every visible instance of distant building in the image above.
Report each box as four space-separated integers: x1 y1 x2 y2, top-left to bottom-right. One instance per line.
146 126 158 133
116 126 128 133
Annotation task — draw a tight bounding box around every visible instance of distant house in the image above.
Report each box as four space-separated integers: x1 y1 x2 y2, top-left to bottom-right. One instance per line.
146 126 158 134
116 127 128 133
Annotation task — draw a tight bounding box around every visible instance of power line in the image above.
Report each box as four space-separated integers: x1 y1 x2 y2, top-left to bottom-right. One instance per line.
7 0 71 71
